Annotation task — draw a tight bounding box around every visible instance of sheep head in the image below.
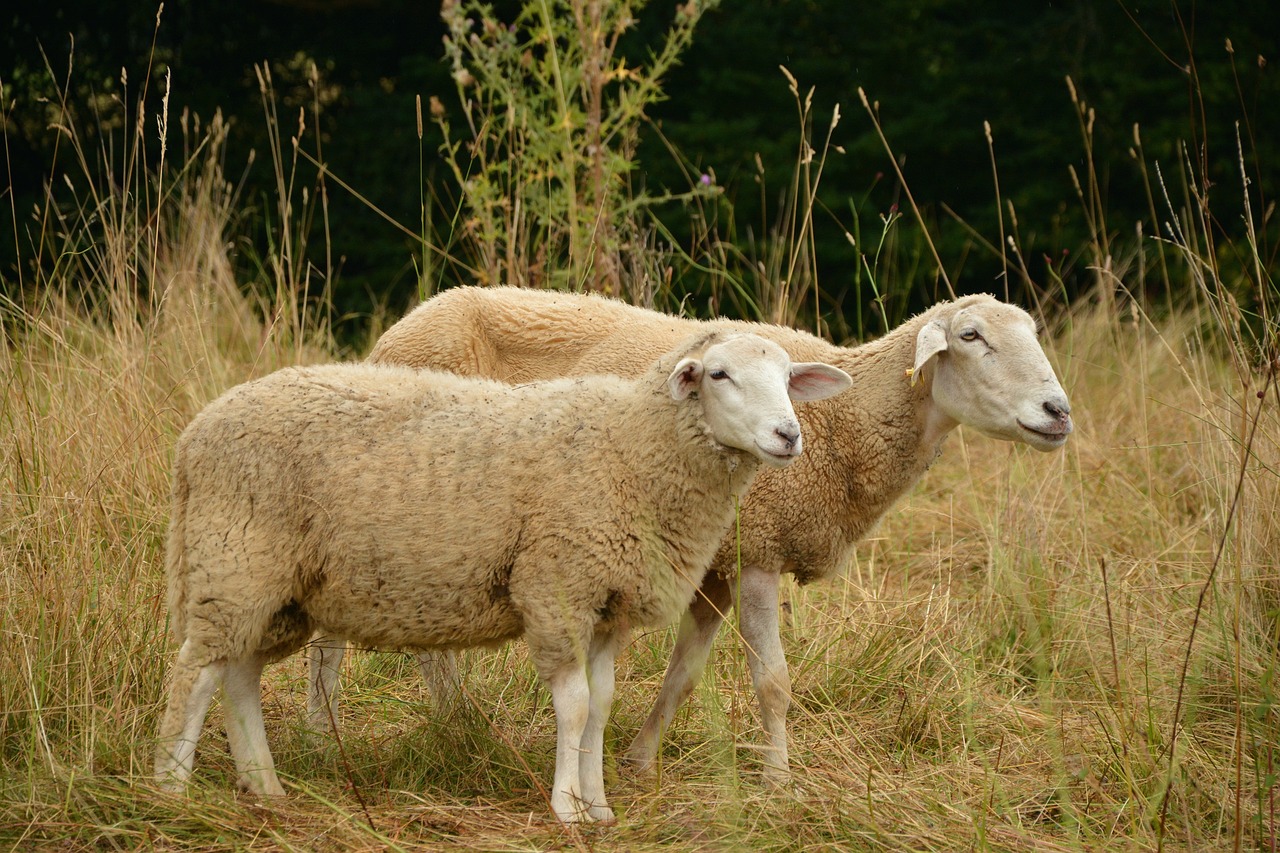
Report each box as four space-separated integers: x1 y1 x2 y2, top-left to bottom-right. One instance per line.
669 334 852 466
912 297 1072 451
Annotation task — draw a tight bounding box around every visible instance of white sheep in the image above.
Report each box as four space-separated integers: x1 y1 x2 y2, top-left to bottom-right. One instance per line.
153 331 851 823
312 285 1073 785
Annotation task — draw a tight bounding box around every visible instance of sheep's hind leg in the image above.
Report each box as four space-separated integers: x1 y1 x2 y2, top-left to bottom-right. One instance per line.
416 649 462 714
155 640 224 792
222 652 285 797
546 661 592 822
306 634 346 733
579 630 624 823
737 563 791 786
624 571 733 775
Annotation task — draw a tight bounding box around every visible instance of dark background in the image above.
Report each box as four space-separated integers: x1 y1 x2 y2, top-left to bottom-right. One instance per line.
4 0 1276 334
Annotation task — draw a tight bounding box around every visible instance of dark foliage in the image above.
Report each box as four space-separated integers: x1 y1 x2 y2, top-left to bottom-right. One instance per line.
4 0 1277 332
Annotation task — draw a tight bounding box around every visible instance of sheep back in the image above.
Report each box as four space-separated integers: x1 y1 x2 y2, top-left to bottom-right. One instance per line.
370 287 991 585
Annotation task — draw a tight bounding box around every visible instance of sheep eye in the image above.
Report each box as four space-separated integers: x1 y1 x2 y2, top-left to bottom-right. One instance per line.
709 369 729 380
958 329 981 342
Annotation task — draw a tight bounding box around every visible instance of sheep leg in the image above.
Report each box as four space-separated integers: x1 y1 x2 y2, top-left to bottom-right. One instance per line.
306 634 346 733
154 639 224 792
737 563 791 785
415 649 462 714
222 653 285 797
624 571 733 775
546 661 593 822
579 630 623 823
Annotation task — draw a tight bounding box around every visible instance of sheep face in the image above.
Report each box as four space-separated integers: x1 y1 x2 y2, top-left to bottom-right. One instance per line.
668 335 852 466
914 301 1072 451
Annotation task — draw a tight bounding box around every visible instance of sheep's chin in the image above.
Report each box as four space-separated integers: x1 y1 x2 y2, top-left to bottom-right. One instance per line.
1016 419 1072 451
754 442 800 467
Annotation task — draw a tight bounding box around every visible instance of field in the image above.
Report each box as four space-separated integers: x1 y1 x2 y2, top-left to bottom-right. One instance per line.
3 49 1279 853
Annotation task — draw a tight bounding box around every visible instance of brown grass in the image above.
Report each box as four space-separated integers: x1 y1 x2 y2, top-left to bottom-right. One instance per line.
1 34 1277 853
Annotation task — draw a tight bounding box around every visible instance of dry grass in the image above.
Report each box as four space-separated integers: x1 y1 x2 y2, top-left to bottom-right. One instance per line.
2 40 1277 853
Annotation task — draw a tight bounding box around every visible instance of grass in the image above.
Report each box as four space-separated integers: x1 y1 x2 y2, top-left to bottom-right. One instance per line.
2 24 1278 853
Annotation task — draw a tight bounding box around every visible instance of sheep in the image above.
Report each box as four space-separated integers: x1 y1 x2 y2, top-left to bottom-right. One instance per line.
153 331 852 823
311 285 1073 786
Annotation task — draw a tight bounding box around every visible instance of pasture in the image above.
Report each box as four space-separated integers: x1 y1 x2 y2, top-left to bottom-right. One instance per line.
2 34 1277 853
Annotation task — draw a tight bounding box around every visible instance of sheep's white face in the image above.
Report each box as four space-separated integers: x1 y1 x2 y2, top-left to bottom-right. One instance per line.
914 299 1072 451
669 335 852 467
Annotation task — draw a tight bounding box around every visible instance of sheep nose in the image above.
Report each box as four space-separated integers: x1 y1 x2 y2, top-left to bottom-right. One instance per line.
775 425 800 449
1044 399 1071 419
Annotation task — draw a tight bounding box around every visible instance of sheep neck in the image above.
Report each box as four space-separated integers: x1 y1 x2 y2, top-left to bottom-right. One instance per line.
617 384 759 560
780 301 973 578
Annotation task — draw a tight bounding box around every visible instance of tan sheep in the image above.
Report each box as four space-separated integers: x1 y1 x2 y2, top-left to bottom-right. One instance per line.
313 285 1073 785
154 331 851 823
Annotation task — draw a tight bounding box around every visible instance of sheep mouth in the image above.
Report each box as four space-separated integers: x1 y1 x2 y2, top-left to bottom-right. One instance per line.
756 443 800 464
1017 419 1071 446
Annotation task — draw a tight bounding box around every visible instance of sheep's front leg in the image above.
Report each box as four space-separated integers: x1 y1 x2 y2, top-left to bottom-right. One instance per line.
625 571 733 774
547 663 592 822
579 630 623 822
222 653 285 797
738 563 791 785
306 634 346 732
155 640 224 792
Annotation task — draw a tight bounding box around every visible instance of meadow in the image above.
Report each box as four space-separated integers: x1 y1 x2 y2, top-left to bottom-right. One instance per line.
2 28 1278 853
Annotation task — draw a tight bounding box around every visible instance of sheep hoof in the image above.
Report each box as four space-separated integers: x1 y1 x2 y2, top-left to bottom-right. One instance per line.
155 777 186 795
237 774 286 798
761 769 808 800
587 804 616 823
760 766 793 788
553 796 613 824
618 751 657 780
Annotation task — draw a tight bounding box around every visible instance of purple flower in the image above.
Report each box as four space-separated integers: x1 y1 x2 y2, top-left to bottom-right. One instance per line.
699 173 712 186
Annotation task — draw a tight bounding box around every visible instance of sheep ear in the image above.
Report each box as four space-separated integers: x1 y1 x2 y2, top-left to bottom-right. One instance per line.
668 358 704 400
787 363 852 402
911 319 949 386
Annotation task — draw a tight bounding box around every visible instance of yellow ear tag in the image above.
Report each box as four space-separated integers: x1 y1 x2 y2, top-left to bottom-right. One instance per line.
905 367 917 386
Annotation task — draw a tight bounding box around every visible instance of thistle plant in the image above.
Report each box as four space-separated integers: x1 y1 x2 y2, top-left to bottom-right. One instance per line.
433 0 717 298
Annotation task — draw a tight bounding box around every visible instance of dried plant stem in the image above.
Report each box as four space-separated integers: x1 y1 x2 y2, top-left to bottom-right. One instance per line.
1157 363 1275 852
856 86 954 299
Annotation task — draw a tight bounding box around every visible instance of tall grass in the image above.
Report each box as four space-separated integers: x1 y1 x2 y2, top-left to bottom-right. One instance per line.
1 8 1277 851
